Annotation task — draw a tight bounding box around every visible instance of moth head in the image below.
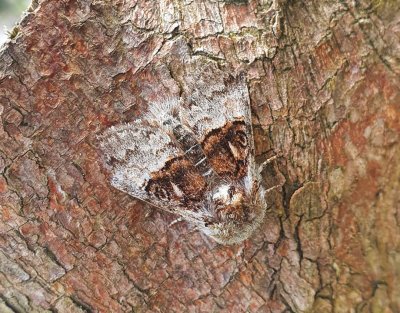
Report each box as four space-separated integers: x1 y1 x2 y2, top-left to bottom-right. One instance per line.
203 183 266 244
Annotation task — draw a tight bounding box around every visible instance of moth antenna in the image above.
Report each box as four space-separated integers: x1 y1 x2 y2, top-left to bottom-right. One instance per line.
169 217 185 227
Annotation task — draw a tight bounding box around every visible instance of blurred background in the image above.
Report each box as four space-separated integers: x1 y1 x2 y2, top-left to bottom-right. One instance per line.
0 0 31 45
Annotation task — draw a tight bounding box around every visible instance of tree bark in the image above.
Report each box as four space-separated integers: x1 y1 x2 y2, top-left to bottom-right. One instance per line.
0 0 399 312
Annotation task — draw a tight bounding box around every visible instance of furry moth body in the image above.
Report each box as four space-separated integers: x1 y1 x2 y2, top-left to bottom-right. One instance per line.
99 75 266 244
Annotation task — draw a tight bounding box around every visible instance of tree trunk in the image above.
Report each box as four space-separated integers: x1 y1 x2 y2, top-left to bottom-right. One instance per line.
0 0 399 312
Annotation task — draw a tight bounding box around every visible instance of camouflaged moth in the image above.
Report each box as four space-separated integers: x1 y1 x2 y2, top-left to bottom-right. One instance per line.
99 74 266 244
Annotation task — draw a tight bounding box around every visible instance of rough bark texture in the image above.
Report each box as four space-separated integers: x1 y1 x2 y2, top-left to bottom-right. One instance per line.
0 0 399 312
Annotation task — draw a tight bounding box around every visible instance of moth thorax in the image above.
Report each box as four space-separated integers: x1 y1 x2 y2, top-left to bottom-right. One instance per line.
212 184 247 222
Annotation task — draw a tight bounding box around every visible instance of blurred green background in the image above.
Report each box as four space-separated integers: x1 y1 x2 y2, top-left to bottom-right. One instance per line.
0 0 31 45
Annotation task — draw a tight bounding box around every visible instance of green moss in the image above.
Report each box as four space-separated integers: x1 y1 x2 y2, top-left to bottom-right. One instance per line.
7 26 19 39
223 0 248 5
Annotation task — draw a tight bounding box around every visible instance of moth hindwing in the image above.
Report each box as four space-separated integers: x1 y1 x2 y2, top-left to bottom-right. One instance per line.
99 75 266 244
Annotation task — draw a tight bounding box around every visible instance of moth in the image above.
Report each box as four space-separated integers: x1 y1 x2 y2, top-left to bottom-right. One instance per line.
99 74 266 244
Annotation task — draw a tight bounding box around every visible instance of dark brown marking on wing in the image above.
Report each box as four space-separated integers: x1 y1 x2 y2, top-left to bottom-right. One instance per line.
202 120 249 179
145 156 207 208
